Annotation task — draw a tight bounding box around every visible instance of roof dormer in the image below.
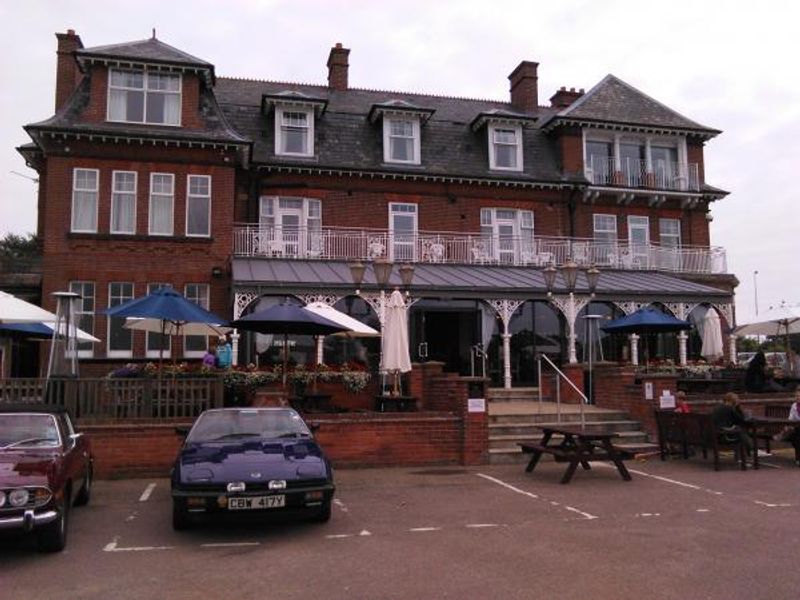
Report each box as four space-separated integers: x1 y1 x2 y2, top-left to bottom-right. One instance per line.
262 91 327 158
471 110 537 172
368 100 434 166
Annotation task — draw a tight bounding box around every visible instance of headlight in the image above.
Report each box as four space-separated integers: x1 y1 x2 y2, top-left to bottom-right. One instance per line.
0 491 6 507
9 488 30 507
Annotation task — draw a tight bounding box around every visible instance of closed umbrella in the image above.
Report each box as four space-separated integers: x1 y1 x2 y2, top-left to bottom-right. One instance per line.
381 290 412 395
700 309 724 361
231 301 348 386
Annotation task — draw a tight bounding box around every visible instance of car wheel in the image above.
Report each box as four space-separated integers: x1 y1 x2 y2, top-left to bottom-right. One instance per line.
37 497 68 553
311 498 332 523
74 463 93 506
172 499 192 531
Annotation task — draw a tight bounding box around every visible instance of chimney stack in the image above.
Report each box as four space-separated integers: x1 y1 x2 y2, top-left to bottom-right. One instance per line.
55 29 83 112
550 87 585 108
327 43 350 91
508 61 539 113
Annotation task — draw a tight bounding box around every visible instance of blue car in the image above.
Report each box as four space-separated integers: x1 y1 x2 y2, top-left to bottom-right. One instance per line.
170 408 335 530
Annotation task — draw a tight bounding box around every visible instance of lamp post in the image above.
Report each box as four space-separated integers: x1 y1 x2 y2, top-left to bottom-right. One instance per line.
543 261 600 364
753 270 759 316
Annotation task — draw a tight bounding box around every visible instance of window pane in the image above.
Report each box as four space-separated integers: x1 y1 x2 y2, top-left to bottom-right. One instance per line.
184 283 210 353
111 193 136 233
283 129 307 154
390 120 413 136
72 190 97 231
390 137 413 161
493 129 516 144
146 92 166 124
108 283 133 353
282 112 307 127
494 144 516 168
189 176 210 196
124 90 145 122
147 73 180 92
69 281 95 352
187 197 210 236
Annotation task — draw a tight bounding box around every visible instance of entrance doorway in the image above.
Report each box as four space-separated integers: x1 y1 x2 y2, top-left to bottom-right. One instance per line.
410 300 480 375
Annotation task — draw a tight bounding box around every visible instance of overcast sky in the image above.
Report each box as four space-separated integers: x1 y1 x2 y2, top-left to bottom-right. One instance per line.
1 0 797 324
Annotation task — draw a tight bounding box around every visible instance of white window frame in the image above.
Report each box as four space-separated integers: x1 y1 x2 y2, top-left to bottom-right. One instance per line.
186 175 211 237
107 282 134 358
388 202 418 261
383 117 421 165
110 170 137 235
488 123 523 171
71 168 99 233
184 283 210 358
69 281 95 358
659 218 682 247
274 107 314 157
593 214 618 242
258 196 322 258
583 129 689 184
480 208 534 263
107 68 182 126
149 173 174 236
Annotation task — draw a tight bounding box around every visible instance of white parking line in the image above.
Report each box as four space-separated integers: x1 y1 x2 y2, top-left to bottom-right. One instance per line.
476 473 598 520
333 498 349 513
465 523 501 529
103 537 174 553
139 482 157 502
753 500 793 508
595 463 724 495
409 527 441 532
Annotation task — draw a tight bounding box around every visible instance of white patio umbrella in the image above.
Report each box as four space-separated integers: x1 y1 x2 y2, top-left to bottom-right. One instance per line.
381 290 412 395
0 321 99 343
0 290 58 324
734 304 800 375
700 309 723 361
123 317 231 337
305 301 380 365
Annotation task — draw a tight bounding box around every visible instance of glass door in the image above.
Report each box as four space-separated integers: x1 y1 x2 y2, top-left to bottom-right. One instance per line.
627 216 650 268
389 203 417 261
276 198 304 256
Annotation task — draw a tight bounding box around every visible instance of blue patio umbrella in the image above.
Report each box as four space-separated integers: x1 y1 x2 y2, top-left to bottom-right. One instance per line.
601 308 691 334
103 286 228 372
602 307 691 366
231 302 349 386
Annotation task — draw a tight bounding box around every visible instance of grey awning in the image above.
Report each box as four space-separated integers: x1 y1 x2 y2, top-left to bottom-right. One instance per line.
232 259 730 303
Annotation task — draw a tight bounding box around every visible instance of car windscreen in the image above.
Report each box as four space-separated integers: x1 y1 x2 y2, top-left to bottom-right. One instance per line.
0 414 61 449
187 409 311 443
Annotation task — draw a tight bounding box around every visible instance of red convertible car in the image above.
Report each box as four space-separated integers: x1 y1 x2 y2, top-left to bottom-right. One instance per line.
0 404 93 552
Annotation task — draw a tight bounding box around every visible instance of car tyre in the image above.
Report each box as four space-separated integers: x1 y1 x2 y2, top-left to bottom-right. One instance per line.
312 498 332 523
37 497 68 553
172 499 192 531
74 463 92 506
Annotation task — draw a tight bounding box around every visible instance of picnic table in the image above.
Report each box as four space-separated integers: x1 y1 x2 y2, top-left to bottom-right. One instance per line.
747 417 800 469
519 424 633 484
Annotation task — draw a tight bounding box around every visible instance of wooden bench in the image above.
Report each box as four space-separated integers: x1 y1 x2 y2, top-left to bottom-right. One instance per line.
654 409 747 471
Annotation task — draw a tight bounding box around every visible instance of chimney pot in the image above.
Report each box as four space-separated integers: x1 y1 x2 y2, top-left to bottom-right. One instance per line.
327 43 350 91
549 86 585 109
508 60 539 113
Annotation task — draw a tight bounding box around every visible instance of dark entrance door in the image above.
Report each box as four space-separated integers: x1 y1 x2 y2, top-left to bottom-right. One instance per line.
411 301 480 375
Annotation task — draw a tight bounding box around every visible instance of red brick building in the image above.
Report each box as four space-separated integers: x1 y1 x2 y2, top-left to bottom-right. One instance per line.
19 30 737 386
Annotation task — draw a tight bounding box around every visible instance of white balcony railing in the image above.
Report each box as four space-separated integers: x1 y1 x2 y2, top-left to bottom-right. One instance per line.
233 225 728 275
587 157 700 191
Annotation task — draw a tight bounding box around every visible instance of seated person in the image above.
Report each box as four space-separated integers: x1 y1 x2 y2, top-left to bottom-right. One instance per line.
745 351 785 393
674 391 691 413
776 391 800 466
711 392 752 453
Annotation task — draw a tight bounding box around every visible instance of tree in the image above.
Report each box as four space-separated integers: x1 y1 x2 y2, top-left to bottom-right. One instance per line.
0 232 39 258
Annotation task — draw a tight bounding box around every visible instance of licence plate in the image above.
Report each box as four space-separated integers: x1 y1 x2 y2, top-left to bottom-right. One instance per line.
228 495 286 510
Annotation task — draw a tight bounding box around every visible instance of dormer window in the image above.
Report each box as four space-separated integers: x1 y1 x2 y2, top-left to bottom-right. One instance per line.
107 68 181 126
489 124 522 171
275 108 314 157
384 117 420 164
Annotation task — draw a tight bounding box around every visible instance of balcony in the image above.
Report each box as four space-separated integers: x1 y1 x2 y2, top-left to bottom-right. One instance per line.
233 225 728 275
586 157 700 192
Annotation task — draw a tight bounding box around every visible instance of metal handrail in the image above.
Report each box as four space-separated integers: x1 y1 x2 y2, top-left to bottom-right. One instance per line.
537 354 588 427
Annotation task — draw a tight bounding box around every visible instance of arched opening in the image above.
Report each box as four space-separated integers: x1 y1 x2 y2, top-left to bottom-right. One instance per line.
238 295 317 367
408 298 482 375
486 300 564 387
326 295 381 370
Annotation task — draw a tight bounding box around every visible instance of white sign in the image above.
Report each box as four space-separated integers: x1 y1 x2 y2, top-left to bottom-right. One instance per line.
468 398 486 413
644 382 654 400
659 390 676 409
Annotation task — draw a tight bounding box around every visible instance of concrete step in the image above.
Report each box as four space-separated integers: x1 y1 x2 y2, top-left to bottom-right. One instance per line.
488 419 644 437
486 388 540 402
489 410 630 425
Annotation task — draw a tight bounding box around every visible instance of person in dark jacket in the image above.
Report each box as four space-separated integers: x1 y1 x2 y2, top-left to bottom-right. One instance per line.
744 351 785 393
712 392 752 453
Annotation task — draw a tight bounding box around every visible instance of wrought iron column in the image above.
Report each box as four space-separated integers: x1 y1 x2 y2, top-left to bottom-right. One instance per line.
488 300 523 389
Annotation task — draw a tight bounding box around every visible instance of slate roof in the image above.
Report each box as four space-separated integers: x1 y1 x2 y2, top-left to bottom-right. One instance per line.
215 78 568 184
232 259 730 300
25 77 247 146
544 75 720 137
76 37 213 71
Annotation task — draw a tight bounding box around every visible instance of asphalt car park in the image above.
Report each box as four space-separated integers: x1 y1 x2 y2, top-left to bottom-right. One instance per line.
2 454 799 600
